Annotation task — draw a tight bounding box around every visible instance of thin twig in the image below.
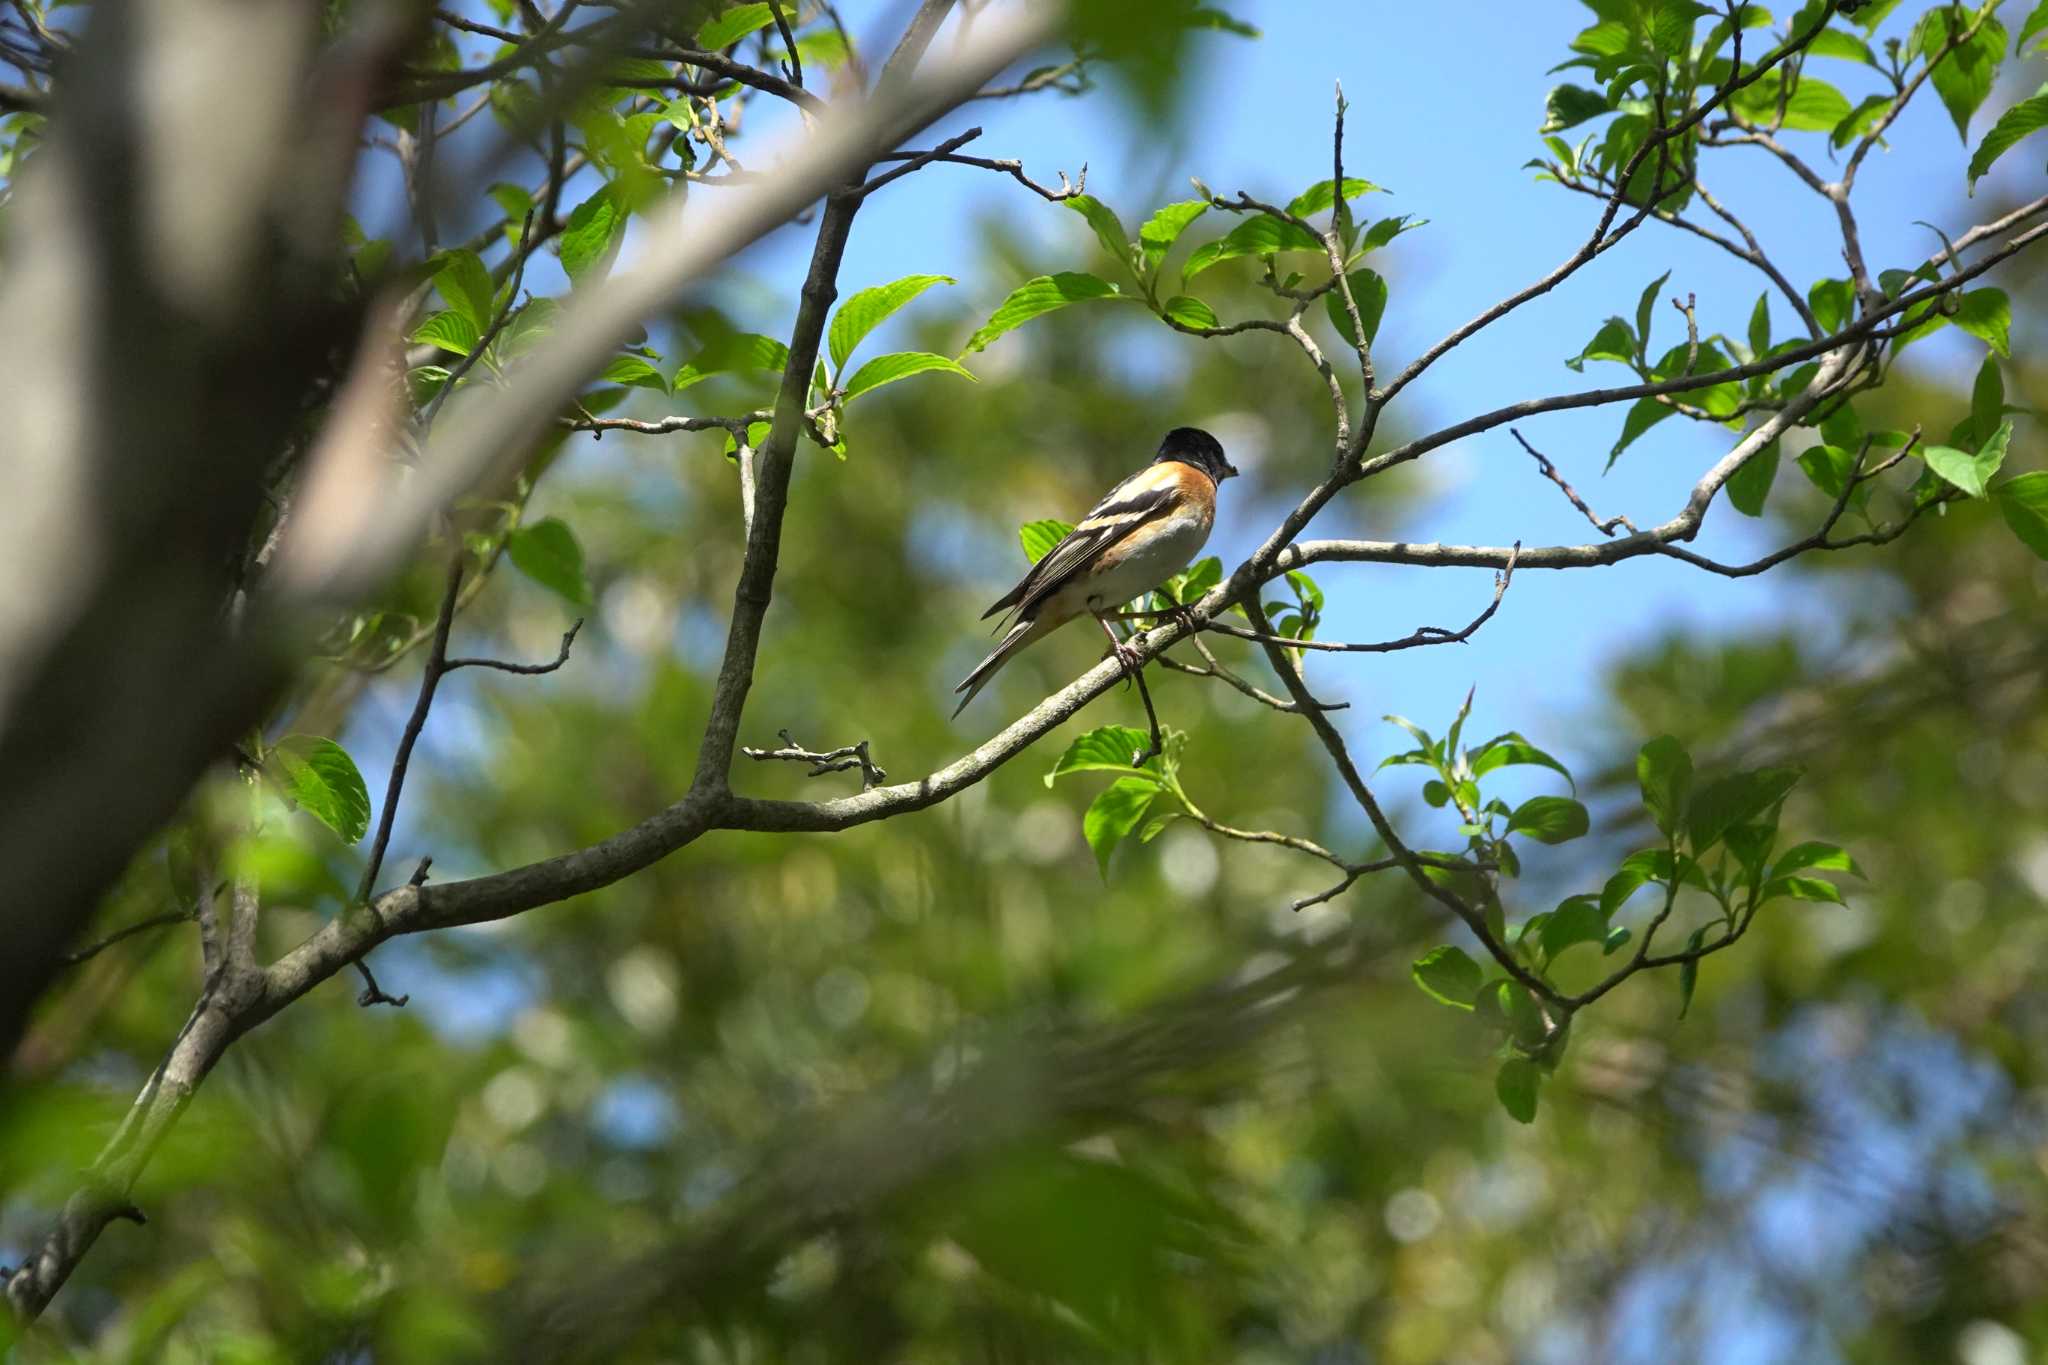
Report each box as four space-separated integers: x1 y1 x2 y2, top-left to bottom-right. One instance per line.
1511 430 1636 536
857 127 983 198
445 618 584 675
1193 546 1520 654
741 729 888 790
58 909 198 968
868 148 1084 201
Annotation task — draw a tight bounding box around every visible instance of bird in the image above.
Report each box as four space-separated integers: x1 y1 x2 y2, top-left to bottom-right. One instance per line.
952 426 1238 718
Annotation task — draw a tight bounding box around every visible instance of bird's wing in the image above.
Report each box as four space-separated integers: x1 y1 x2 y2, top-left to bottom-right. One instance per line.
979 467 1182 626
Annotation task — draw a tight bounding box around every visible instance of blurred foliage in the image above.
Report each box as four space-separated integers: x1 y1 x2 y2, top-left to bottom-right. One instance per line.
5 0 2048 1362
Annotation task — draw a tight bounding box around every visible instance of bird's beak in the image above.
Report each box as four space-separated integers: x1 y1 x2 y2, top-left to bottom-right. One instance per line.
1223 461 1240 480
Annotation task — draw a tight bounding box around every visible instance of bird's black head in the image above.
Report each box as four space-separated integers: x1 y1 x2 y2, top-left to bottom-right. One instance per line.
1154 426 1238 485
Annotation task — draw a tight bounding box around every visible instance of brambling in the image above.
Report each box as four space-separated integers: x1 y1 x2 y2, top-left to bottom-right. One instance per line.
953 426 1237 717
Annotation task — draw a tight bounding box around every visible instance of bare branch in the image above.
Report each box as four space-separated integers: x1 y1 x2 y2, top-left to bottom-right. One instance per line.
869 147 1085 201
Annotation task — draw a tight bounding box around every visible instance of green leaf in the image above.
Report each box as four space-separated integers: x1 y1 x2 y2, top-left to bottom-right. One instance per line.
697 3 776 49
1083 777 1157 877
1808 276 1855 334
1831 91 1896 149
1542 83 1612 131
1806 27 1875 64
1542 895 1609 958
1469 734 1576 791
1567 316 1635 372
411 310 479 357
1993 471 2048 559
1966 90 2048 188
505 517 591 606
1917 8 2008 142
672 332 789 391
2023 0 2048 50
1507 796 1590 844
1361 214 1427 250
1761 873 1846 905
1285 177 1379 217
961 273 1130 355
1045 726 1166 786
597 354 668 394
1019 518 1076 565
1924 419 2011 498
559 184 626 282
1138 200 1209 271
841 351 976 401
1411 945 1483 1010
1740 72 1852 130
1608 396 1676 466
1183 215 1324 279
1064 195 1134 272
1495 1059 1539 1124
1324 269 1388 349
1676 925 1710 1018
406 365 451 406
1173 556 1223 604
1161 295 1220 330
827 274 953 372
1637 735 1693 838
1795 442 1859 501
431 249 496 328
271 736 372 844
1635 270 1670 352
1770 840 1865 879
1970 354 2005 442
1954 287 2012 356
1726 439 1780 517
1686 766 1800 855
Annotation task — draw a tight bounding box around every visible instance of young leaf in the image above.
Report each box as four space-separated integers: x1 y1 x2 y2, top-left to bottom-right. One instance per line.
1361 214 1426 251
1541 896 1608 959
1045 726 1167 786
828 274 954 371
1020 518 1076 565
1608 396 1676 467
559 184 627 281
1469 734 1576 791
1183 215 1324 279
697 3 776 49
1634 270 1670 357
1324 269 1388 348
411 310 480 357
1542 83 1611 131
1807 276 1855 334
1285 176 1379 217
598 354 669 394
271 736 372 845
506 517 591 606
1161 295 1220 330
1725 439 1780 517
431 249 496 329
673 332 789 391
1747 292 1772 358
1063 195 1134 272
1567 317 1635 372
1970 354 2004 441
1636 735 1693 838
1954 287 2012 356
1686 767 1800 855
1083 777 1157 876
1495 1058 1540 1124
1917 8 2009 142
1762 874 1847 905
841 351 976 401
1138 200 1209 271
1967 91 2048 189
1923 419 2011 498
961 273 1130 354
1993 471 2048 559
1506 796 1590 845
1770 841 1865 880
1411 945 1483 1009
1676 925 1711 1018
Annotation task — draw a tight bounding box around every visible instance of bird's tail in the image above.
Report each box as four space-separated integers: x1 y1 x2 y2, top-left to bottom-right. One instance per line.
951 615 1051 719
